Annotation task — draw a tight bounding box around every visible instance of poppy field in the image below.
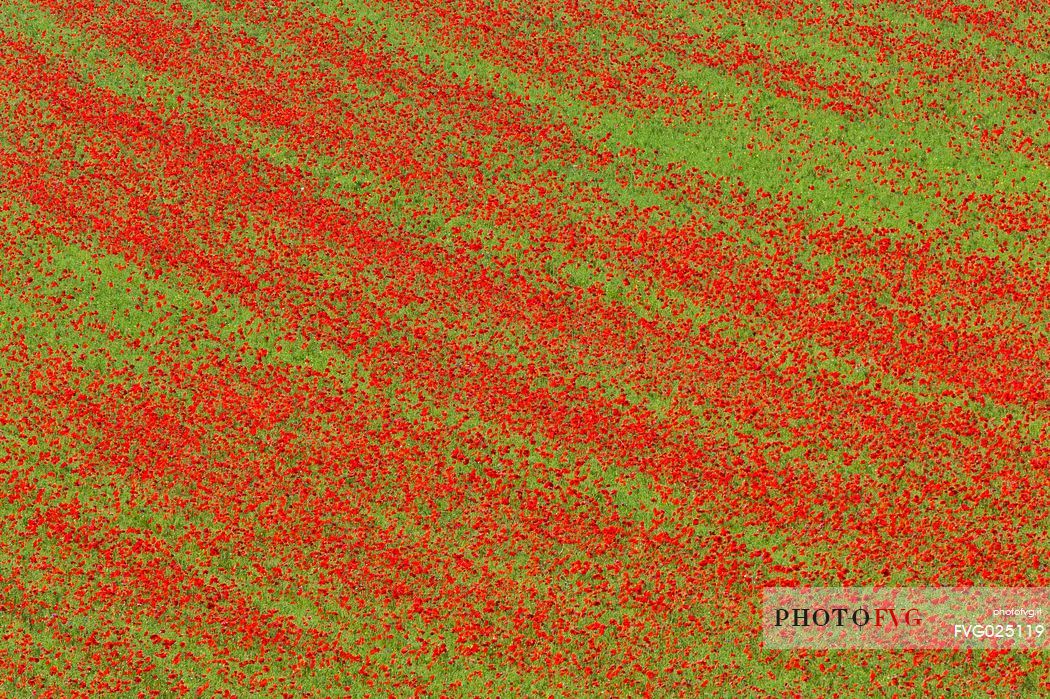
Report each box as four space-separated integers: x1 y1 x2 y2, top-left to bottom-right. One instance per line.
0 0 1048 695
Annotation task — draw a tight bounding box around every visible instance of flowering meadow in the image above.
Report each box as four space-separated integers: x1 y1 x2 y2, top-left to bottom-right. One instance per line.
0 0 1048 695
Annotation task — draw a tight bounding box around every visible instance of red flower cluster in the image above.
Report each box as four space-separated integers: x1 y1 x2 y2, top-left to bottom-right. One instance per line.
0 0 1047 695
